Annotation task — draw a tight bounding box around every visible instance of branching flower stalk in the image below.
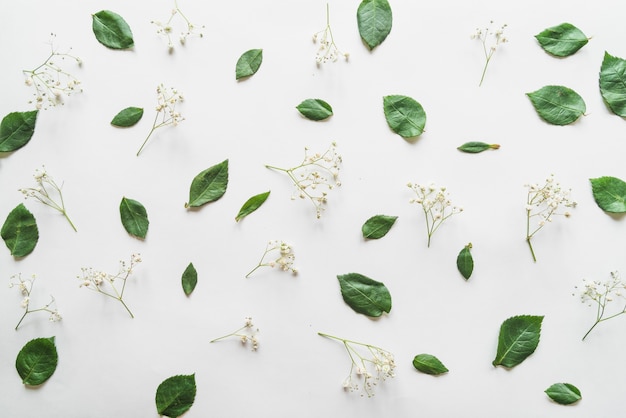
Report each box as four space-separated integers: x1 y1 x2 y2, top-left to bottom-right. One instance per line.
210 317 259 351
137 84 184 156
313 3 348 64
408 182 463 247
10 274 61 330
245 240 297 278
471 21 508 86
575 271 626 341
151 0 205 52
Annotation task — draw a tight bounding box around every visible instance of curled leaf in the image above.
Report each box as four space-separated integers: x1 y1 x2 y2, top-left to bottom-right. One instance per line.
0 110 38 153
457 142 500 153
235 49 263 80
590 176 626 213
92 10 134 49
111 107 143 127
383 95 426 139
535 23 589 57
337 272 392 317
1 203 38 258
235 191 270 222
456 243 473 280
526 85 586 125
155 374 196 418
16 337 58 386
545 383 582 405
412 354 448 375
296 99 333 121
357 0 393 50
186 160 229 208
120 197 149 239
181 263 197 296
493 315 543 368
362 214 397 239
600 52 626 117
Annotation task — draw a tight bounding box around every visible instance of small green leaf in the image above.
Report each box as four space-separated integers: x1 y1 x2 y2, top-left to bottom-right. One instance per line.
457 142 500 153
383 95 426 139
0 110 38 152
186 160 229 208
357 0 393 50
600 52 626 117
337 273 392 317
545 383 582 405
235 191 270 222
362 215 397 239
111 107 143 127
296 99 333 121
235 49 263 80
457 243 473 280
493 315 544 368
181 263 197 296
590 176 626 213
120 197 149 239
92 10 134 50
155 374 196 418
412 354 449 375
1 203 38 258
535 23 589 57
526 85 586 125
15 337 58 386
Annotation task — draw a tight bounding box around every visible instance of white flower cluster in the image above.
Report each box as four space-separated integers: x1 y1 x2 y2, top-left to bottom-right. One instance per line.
151 1 204 52
313 4 348 64
408 182 463 247
210 317 260 351
471 21 508 86
575 271 626 340
525 174 577 228
137 84 185 155
9 274 61 329
246 240 297 278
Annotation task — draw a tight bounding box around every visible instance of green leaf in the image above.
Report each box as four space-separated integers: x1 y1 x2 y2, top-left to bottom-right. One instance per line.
412 354 449 375
545 383 582 405
362 215 397 239
15 337 58 386
111 107 143 127
92 10 134 50
155 374 196 418
1 203 38 258
181 263 197 296
337 273 392 317
590 176 626 213
526 85 586 125
383 95 426 138
235 191 270 222
120 197 149 239
357 0 393 50
535 23 589 57
493 315 544 368
456 243 473 280
600 52 626 117
296 99 333 121
0 110 38 152
235 49 263 80
457 142 500 153
185 160 229 208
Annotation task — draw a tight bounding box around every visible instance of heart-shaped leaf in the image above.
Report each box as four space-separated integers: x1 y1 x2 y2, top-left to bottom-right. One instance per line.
296 99 333 121
120 197 149 239
0 110 38 152
186 160 229 208
155 374 196 418
590 176 626 213
456 243 473 280
526 85 586 125
357 0 392 50
1 203 38 258
412 354 448 375
235 191 270 222
383 95 426 138
181 262 197 296
535 23 588 57
545 383 582 405
600 51 626 117
457 142 500 153
92 10 134 50
111 107 143 127
362 214 397 239
493 315 543 368
16 336 58 386
236 49 263 80
337 272 392 317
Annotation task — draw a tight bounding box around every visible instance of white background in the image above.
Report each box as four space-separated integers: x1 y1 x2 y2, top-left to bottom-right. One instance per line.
2 0 626 416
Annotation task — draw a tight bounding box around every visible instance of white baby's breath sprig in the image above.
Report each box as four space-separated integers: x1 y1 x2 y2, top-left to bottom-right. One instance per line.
151 0 205 52
210 317 259 351
313 3 348 65
575 271 626 340
9 274 61 330
137 84 184 156
408 182 463 247
245 240 297 278
471 21 508 86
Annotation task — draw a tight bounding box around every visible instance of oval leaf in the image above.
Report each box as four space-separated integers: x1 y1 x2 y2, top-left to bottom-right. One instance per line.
600 52 626 117
456 243 473 280
186 159 229 208
1 203 38 258
362 214 397 239
535 23 588 57
357 0 393 50
92 10 134 50
457 142 500 153
235 49 263 80
182 262 197 296
337 273 392 317
412 354 449 375
545 383 582 405
120 197 149 239
235 191 270 222
16 336 58 386
155 374 196 418
590 176 626 213
0 110 38 152
111 107 143 127
383 95 426 138
296 99 333 121
526 85 586 125
493 315 544 368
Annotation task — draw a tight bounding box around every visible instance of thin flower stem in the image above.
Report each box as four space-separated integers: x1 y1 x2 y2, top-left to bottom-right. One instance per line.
210 325 247 343
15 311 28 331
137 111 161 156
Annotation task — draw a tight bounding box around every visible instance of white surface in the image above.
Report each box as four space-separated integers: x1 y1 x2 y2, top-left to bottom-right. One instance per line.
2 0 626 416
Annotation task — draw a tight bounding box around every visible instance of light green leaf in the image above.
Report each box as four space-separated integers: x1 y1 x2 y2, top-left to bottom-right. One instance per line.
235 49 263 80
111 107 143 127
120 197 149 239
590 176 626 213
182 263 197 296
155 374 196 418
600 52 626 117
545 383 582 405
456 243 473 280
526 85 586 125
15 337 58 386
457 142 500 153
337 273 392 317
92 10 134 50
235 191 270 222
357 0 392 50
0 110 38 152
412 354 449 375
535 23 589 57
362 214 397 239
296 99 333 121
383 95 426 138
493 315 543 368
185 160 229 208
1 203 38 258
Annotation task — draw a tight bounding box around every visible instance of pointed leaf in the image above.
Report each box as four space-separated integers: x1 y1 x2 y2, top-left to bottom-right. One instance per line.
92 10 134 49
1 203 38 258
15 337 58 386
111 107 143 127
120 197 149 239
535 23 588 57
235 191 270 222
357 0 393 50
0 110 38 152
590 176 626 213
600 52 626 117
235 49 263 80
493 315 544 368
457 142 500 153
545 383 582 405
383 95 426 138
337 273 392 317
456 243 473 280
526 85 586 125
155 374 196 418
181 263 197 296
186 160 229 208
362 214 397 239
412 354 449 375
296 99 333 121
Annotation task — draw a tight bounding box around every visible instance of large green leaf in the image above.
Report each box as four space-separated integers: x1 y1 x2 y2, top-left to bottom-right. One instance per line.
92 10 134 49
155 374 196 418
545 383 582 405
120 197 149 239
383 95 426 138
600 51 626 117
590 176 626 213
535 23 588 57
0 110 38 152
185 160 229 208
15 337 58 386
235 191 270 222
1 203 39 258
493 315 543 368
357 0 392 50
362 214 397 239
337 273 392 317
456 243 473 280
181 262 197 296
111 107 143 127
526 85 586 125
412 354 448 375
235 49 263 80
296 99 333 121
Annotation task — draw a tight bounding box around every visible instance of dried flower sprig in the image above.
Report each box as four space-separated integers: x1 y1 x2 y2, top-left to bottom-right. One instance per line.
210 317 259 351
137 84 184 156
19 166 77 232
9 274 61 330
151 0 205 52
313 3 348 65
77 253 142 318
408 182 463 247
318 332 395 397
471 21 508 86
245 240 297 278
575 271 626 341
266 142 342 219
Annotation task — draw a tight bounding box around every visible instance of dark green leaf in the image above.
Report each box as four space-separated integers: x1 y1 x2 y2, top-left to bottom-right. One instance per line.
235 191 270 222
362 214 397 239
92 10 134 49
111 107 143 127
15 337 58 386
590 176 626 213
493 315 543 368
155 374 196 418
337 273 392 317
181 263 197 296
457 243 473 280
186 160 229 208
357 0 392 50
412 354 449 375
1 203 38 258
526 85 586 125
296 99 333 121
600 52 626 117
535 23 588 57
457 142 500 153
0 110 38 152
235 49 263 80
120 197 149 239
545 383 582 405
383 95 426 138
